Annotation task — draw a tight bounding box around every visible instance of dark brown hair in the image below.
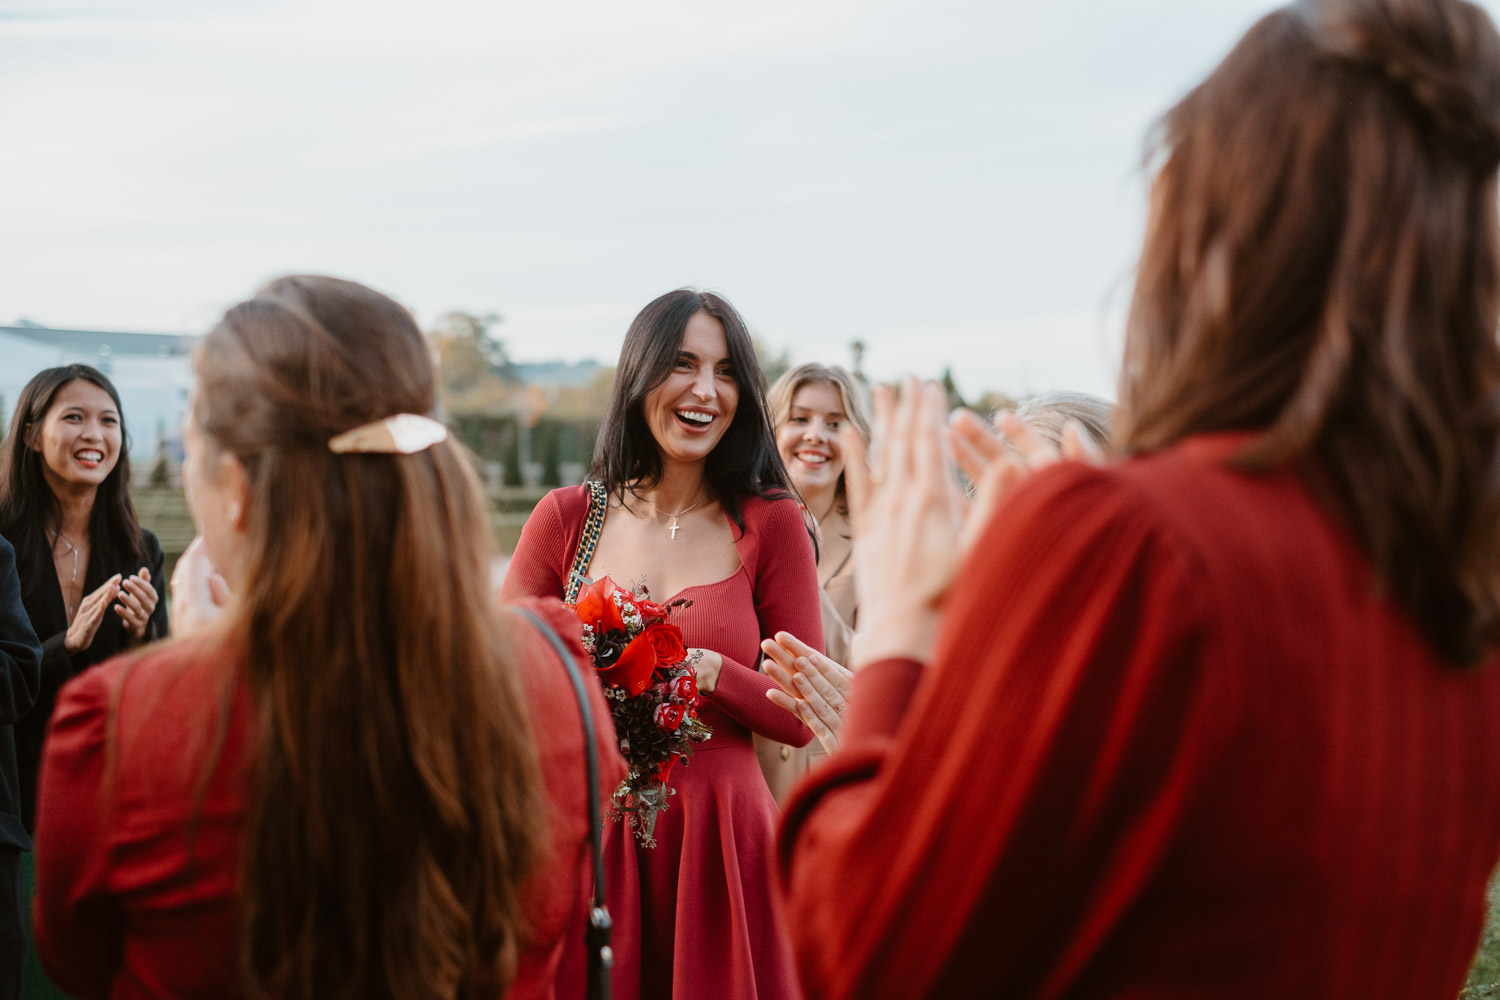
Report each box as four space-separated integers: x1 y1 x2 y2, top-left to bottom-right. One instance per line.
0 365 144 604
194 276 544 998
591 288 796 527
1119 0 1500 664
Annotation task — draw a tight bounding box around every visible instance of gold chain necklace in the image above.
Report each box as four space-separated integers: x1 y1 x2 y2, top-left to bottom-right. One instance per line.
665 497 708 540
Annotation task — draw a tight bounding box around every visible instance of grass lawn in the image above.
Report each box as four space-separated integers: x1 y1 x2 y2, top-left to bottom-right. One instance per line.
1466 876 1500 997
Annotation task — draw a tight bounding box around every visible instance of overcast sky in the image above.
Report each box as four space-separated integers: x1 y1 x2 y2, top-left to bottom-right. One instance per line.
7 0 1478 400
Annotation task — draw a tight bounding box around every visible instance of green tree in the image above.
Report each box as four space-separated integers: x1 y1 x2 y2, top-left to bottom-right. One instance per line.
754 337 792 386
431 311 514 391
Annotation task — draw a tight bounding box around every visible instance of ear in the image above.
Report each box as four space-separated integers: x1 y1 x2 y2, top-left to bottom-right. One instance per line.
217 450 252 533
24 423 39 452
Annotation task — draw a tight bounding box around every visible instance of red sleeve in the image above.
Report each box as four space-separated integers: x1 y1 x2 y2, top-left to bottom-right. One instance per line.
499 489 575 603
33 666 123 997
777 463 1215 999
704 497 820 747
488 596 627 998
512 595 627 794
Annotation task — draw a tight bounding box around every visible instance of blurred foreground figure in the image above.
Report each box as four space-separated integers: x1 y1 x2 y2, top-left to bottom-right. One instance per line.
0 538 38 1000
779 1 1500 997
31 276 620 1000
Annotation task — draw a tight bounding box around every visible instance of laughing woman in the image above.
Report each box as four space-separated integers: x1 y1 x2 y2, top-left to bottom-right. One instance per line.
0 365 166 998
0 366 166 833
502 289 821 1000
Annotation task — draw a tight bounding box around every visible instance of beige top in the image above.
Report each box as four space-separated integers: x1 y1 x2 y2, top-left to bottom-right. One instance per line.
754 504 857 805
816 507 857 632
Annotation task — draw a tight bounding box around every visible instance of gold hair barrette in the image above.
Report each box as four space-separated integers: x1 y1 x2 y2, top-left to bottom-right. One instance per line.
327 413 449 455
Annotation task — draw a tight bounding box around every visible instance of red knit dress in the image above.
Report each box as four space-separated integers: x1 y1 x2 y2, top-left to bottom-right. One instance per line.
779 434 1500 999
502 487 820 1000
30 598 621 1000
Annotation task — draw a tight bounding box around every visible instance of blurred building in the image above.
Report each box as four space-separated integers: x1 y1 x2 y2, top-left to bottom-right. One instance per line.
0 321 195 476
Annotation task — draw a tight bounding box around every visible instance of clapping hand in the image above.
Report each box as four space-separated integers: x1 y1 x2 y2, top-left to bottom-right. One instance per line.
65 575 121 654
840 380 1111 671
839 379 966 667
169 538 233 637
114 568 159 641
762 631 853 754
947 409 1104 552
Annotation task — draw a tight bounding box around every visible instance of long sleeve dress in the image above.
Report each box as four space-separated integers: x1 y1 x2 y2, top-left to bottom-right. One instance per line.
777 434 1500 999
501 487 821 1000
31 597 622 1000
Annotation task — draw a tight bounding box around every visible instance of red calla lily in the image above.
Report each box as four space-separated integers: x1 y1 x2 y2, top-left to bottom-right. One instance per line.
575 576 626 635
597 632 657 696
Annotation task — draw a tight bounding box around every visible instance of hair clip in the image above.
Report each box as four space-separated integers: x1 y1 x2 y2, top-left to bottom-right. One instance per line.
327 413 449 455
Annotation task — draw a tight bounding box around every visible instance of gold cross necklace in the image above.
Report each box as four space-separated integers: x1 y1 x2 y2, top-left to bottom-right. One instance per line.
666 496 708 540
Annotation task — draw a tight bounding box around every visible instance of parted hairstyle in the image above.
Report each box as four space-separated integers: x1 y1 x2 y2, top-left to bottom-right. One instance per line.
1119 0 1500 665
768 363 873 504
193 276 545 999
0 365 144 605
591 288 797 526
1002 391 1114 451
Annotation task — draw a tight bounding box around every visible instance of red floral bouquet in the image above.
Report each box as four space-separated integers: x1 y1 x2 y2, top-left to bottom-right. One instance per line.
570 576 711 846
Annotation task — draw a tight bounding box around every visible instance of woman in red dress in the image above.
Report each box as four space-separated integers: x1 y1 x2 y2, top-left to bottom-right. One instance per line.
779 1 1500 997
502 288 821 1000
31 275 622 999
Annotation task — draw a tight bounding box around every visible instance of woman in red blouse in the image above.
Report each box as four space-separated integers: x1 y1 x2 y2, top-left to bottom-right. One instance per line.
779 1 1500 998
502 288 820 1000
32 275 622 1000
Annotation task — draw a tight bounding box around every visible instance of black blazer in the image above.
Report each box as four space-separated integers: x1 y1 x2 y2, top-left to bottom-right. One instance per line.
0 536 42 851
16 529 167 832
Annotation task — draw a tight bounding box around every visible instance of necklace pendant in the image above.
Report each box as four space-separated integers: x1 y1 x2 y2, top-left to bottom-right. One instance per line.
669 518 680 540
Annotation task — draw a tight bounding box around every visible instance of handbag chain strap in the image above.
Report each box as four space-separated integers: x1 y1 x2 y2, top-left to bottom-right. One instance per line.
565 480 608 606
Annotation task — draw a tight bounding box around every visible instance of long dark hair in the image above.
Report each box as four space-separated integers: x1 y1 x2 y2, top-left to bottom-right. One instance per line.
591 288 796 527
0 364 144 602
194 276 545 999
1118 0 1500 664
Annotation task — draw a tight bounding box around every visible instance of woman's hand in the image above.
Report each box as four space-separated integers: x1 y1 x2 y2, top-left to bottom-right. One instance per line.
762 631 852 754
689 648 724 694
114 568 159 640
65 575 121 653
169 538 233 638
840 379 964 667
948 409 1105 555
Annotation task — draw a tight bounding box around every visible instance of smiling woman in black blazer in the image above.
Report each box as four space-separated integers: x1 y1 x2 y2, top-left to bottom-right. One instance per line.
0 365 167 834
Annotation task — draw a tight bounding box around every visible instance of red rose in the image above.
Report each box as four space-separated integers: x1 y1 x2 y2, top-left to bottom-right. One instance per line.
654 702 687 731
636 598 669 622
644 622 687 668
597 633 656 696
657 756 678 783
669 674 697 703
574 576 625 635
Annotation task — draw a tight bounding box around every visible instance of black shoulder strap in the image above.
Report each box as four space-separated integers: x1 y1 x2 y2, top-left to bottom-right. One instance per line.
513 605 613 1000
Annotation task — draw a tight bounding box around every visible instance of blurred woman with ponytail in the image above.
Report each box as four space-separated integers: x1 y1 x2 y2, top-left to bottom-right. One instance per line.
30 275 621 1000
780 1 1500 997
